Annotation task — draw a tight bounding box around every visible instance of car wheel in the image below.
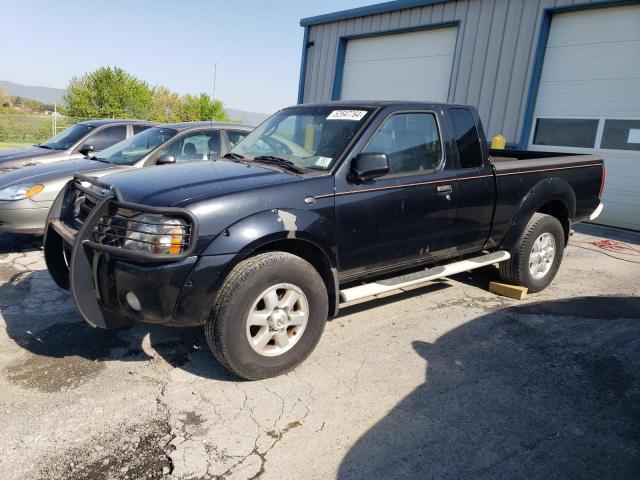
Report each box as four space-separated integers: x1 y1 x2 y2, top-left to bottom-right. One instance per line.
205 251 328 380
499 213 565 293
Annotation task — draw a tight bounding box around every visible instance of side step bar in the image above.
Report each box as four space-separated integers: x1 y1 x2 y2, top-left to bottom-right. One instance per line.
339 250 511 303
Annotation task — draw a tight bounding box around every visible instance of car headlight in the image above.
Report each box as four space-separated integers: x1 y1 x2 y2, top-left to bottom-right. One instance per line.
0 184 45 201
122 214 188 255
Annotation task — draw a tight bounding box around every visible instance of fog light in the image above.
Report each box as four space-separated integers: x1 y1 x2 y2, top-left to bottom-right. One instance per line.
125 291 142 312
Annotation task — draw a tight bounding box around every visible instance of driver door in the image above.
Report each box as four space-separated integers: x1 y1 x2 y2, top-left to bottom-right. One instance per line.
335 111 459 280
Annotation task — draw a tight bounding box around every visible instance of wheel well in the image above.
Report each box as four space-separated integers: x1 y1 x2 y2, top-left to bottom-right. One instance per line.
537 200 570 244
254 239 338 316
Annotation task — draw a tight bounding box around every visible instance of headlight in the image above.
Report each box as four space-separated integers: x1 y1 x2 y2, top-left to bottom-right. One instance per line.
122 214 188 255
0 184 45 201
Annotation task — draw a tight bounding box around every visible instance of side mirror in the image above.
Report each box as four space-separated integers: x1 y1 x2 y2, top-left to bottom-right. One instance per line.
350 152 389 182
79 144 94 156
156 154 176 165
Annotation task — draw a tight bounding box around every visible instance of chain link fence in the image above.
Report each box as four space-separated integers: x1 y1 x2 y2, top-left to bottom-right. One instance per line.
0 114 91 146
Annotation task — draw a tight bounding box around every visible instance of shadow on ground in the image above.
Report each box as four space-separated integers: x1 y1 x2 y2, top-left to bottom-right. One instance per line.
1 260 499 389
338 296 640 480
0 233 42 254
0 266 239 388
574 223 640 246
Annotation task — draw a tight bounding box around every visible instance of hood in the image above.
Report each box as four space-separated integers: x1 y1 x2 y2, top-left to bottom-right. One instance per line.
100 160 304 207
0 159 125 189
0 146 66 169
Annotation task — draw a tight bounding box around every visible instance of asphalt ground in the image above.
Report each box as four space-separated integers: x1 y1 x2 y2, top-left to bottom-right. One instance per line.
0 223 638 479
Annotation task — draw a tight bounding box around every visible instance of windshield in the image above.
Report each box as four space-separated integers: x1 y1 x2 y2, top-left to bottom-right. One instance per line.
230 106 373 171
94 127 178 165
40 124 95 150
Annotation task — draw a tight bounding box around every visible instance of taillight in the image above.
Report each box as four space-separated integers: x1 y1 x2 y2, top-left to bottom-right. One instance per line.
599 164 606 198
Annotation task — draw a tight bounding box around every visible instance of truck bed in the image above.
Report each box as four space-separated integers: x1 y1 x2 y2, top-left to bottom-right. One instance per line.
487 149 604 249
489 149 602 173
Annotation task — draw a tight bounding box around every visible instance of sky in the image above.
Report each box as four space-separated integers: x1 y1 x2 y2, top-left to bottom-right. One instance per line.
0 0 382 114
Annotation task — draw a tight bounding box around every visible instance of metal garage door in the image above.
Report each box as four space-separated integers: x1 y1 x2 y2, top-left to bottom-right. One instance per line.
528 4 640 230
339 27 458 102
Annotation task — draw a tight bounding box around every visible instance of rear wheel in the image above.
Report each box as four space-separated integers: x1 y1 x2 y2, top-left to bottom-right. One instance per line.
205 252 328 380
499 213 565 293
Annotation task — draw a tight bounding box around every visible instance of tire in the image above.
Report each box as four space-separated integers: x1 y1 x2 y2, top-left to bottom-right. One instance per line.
205 251 328 380
499 213 565 293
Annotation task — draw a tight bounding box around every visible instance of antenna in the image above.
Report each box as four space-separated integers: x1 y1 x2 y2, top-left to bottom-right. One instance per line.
212 61 217 101
212 61 217 122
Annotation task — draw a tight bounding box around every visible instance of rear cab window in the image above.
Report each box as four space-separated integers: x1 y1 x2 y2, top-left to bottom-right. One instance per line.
450 108 483 169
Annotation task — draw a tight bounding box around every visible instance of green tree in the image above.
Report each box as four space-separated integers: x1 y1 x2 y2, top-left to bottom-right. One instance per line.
62 66 154 119
178 93 227 122
150 87 181 123
0 88 10 109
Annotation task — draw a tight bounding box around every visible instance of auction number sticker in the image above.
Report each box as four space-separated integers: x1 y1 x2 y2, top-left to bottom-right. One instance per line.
327 110 368 121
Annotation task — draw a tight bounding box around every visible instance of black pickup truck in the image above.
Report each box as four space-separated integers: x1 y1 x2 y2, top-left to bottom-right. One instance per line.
44 101 605 380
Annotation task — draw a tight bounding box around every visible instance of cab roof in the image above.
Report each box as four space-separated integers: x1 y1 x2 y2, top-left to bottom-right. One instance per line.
289 100 472 109
76 119 157 126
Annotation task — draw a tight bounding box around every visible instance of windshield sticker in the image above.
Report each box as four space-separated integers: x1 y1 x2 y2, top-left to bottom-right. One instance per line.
327 110 368 121
315 156 332 168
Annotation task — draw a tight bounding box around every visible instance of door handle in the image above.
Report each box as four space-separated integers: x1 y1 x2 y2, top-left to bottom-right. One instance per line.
437 184 453 194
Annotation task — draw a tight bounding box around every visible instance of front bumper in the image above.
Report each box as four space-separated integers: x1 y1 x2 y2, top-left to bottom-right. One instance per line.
44 175 231 329
0 199 51 234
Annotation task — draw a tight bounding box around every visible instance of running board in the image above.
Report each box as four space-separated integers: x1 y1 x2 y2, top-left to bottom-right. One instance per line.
339 250 511 303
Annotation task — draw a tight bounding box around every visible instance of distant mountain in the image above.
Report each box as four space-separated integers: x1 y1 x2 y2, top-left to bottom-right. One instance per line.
1 80 64 104
1 80 270 125
226 108 269 126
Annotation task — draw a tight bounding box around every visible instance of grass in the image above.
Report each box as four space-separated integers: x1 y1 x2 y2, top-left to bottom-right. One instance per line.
0 113 87 148
0 141 33 151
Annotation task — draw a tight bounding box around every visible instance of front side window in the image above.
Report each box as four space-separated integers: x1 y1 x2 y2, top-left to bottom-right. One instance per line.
40 124 95 150
450 108 483 169
95 127 177 165
230 106 372 171
133 124 153 135
86 125 127 151
227 130 248 149
158 130 221 163
363 112 442 176
532 118 599 149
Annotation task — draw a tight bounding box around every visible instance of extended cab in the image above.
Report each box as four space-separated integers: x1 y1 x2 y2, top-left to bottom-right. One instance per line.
44 102 605 380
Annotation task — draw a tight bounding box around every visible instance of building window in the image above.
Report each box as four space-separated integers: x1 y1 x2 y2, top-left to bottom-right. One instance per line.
600 119 640 151
533 118 599 149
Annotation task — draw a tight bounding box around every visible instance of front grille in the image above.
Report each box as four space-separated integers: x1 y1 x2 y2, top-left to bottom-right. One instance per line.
64 193 97 230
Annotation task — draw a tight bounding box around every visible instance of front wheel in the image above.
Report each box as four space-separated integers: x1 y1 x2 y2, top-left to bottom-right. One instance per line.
205 252 328 380
499 213 565 293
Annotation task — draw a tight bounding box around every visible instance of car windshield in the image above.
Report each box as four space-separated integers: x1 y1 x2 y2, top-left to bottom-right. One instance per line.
230 106 373 171
94 127 178 165
40 124 95 150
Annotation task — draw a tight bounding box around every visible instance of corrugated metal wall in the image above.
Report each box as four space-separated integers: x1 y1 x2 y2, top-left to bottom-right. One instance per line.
300 0 603 142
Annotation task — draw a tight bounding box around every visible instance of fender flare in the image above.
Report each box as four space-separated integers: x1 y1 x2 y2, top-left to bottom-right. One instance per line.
498 177 576 251
200 208 340 315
